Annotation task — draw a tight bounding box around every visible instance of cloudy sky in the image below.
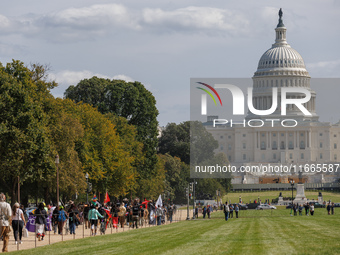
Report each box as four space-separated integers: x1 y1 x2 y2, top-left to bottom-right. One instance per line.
0 0 339 126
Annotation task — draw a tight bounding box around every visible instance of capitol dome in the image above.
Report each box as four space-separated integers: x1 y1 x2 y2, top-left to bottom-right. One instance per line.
256 47 306 72
253 9 309 77
248 8 318 122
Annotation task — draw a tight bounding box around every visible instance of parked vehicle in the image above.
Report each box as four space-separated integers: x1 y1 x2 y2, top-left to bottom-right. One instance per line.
232 203 248 210
286 204 294 209
256 204 276 210
313 203 325 208
247 203 259 210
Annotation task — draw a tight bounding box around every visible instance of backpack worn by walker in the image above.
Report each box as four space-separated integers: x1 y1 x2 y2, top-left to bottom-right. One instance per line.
58 210 66 222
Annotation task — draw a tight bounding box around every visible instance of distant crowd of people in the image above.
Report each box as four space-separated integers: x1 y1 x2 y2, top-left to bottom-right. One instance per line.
223 202 240 221
290 202 335 216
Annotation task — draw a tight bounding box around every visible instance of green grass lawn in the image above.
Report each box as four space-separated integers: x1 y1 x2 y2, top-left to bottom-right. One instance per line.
224 190 340 204
12 208 340 255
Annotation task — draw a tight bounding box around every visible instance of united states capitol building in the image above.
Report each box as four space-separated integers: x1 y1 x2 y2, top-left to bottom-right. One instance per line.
205 10 340 185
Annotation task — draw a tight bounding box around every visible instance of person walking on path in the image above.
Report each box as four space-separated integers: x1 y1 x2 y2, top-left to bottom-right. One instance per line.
202 206 206 219
11 203 26 244
57 206 67 235
118 203 126 228
224 202 230 221
52 206 59 234
0 193 12 253
88 204 104 236
331 202 335 215
68 204 79 235
235 204 239 218
34 203 47 241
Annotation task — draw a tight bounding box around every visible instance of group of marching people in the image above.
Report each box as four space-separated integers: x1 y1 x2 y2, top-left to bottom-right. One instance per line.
81 197 177 236
0 194 176 252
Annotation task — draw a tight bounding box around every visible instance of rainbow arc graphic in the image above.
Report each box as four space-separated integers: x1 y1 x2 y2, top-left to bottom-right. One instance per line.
196 82 222 115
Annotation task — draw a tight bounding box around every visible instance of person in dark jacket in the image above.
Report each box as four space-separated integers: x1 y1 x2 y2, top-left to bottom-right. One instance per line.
202 206 207 219
34 203 47 241
132 200 140 229
52 206 59 234
327 203 331 215
68 204 79 235
230 204 234 218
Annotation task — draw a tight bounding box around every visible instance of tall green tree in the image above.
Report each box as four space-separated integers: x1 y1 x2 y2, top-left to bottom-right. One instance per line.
0 61 55 204
65 78 159 180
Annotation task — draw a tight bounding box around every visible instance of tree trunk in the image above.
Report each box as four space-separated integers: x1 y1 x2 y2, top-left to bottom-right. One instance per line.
11 177 18 206
44 186 49 205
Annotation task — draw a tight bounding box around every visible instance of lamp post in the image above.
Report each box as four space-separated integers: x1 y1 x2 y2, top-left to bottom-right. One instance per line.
192 180 197 219
55 155 60 207
290 180 295 205
85 173 89 204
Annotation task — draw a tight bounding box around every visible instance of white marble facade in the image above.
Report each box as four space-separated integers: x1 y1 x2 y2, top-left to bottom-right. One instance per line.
204 11 340 184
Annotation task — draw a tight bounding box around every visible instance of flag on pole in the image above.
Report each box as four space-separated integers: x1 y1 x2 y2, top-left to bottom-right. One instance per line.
104 191 110 204
155 195 162 208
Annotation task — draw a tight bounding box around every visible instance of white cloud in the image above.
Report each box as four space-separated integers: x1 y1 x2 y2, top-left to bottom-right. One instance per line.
49 70 134 86
308 59 340 69
39 4 140 30
142 6 249 34
0 4 252 42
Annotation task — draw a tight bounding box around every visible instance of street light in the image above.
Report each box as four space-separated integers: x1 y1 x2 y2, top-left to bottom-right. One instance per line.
192 180 197 219
290 180 295 205
55 154 60 207
85 173 89 204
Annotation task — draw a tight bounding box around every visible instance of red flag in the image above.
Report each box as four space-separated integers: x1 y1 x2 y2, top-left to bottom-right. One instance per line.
142 199 149 205
104 191 110 204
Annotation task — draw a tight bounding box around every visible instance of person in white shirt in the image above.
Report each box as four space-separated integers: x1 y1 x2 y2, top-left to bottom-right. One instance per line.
12 203 26 244
310 204 315 216
0 193 12 253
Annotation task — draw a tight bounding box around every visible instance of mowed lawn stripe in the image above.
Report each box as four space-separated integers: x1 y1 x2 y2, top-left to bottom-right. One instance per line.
11 210 340 255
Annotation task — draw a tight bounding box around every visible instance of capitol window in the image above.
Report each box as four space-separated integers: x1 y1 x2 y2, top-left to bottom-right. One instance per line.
272 141 277 149
301 153 304 159
335 154 337 160
273 153 276 159
289 141 293 149
243 154 246 160
300 141 305 149
319 133 323 136
334 143 337 149
320 142 323 148
243 143 246 149
320 153 323 159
